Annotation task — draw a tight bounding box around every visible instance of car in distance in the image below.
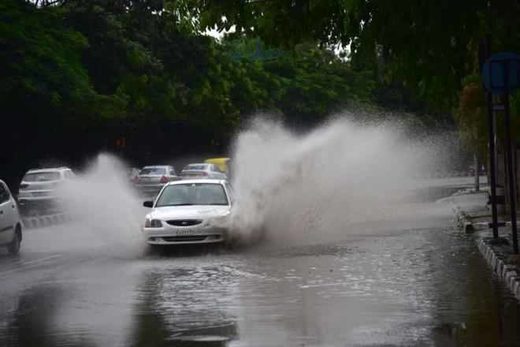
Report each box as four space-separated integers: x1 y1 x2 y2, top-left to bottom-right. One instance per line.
180 163 227 180
133 165 179 197
0 180 22 255
127 167 141 182
17 167 75 215
204 157 230 174
142 179 233 246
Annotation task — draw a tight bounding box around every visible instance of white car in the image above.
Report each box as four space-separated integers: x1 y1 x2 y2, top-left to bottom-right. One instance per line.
17 167 75 214
0 180 22 255
142 179 233 246
180 163 227 180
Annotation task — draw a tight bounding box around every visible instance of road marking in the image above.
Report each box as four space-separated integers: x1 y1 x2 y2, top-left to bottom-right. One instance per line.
0 254 62 277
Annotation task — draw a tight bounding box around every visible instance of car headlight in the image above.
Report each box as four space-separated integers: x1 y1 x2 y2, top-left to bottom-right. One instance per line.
145 218 163 228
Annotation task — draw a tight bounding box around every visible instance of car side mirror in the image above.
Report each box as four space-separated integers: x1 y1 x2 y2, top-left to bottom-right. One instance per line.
143 201 153 208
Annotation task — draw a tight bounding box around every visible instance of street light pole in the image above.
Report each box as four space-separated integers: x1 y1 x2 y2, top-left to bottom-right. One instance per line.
480 38 499 238
487 91 499 238
503 83 519 254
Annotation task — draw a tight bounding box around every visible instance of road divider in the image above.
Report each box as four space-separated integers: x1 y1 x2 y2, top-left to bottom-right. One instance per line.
478 238 520 302
22 213 71 229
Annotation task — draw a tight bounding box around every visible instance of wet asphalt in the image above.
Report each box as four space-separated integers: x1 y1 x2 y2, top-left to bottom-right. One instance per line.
0 177 519 347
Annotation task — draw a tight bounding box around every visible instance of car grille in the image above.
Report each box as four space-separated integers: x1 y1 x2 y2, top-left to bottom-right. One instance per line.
162 236 208 242
166 219 203 226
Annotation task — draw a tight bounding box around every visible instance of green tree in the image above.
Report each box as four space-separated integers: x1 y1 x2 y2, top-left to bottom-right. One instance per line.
2 0 384 186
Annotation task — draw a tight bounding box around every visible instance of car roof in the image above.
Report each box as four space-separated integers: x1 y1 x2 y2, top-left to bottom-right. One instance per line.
166 179 227 186
26 167 70 174
142 165 170 169
184 163 209 168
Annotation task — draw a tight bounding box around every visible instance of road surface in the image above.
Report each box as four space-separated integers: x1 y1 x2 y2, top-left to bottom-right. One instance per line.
0 176 519 347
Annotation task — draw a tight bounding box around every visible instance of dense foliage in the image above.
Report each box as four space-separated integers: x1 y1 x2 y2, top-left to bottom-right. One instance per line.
1 0 381 186
6 0 515 184
193 0 520 151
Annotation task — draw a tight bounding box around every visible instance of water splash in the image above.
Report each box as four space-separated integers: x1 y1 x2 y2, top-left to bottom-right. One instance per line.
47 117 459 251
55 153 145 252
228 116 453 245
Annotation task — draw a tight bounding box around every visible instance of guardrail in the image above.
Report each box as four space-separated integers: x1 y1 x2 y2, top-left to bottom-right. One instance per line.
22 213 71 229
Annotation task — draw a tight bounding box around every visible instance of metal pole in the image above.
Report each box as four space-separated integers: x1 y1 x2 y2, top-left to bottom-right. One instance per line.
503 60 519 253
504 95 519 253
488 91 499 238
480 37 499 237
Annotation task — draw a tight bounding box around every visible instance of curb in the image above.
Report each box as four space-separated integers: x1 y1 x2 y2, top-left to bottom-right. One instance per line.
22 213 70 229
477 238 520 301
452 205 501 233
452 205 475 233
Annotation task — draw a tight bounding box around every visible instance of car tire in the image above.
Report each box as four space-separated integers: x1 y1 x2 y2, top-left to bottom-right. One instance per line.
7 226 21 256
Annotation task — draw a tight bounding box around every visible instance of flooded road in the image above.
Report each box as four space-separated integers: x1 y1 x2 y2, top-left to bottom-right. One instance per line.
0 178 519 346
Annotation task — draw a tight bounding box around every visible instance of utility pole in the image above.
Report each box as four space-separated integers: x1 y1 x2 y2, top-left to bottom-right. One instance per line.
482 52 520 253
503 85 518 253
480 38 499 238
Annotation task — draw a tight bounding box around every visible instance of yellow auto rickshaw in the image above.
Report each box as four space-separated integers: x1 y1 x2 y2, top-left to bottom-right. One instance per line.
204 157 231 174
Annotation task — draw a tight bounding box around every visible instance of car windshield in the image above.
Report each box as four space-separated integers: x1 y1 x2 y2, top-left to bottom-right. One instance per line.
155 183 228 207
183 164 207 171
140 167 167 175
23 172 61 182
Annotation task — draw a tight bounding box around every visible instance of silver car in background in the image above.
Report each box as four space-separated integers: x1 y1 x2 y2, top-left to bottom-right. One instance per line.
133 165 179 197
180 163 227 180
142 179 233 246
17 167 75 215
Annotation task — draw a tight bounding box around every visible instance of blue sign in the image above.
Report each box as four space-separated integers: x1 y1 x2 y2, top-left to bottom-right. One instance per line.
482 52 520 93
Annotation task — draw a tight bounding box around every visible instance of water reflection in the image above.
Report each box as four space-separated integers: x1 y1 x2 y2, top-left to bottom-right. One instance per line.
229 227 520 346
233 239 436 346
130 264 239 347
424 230 520 346
0 256 141 347
1 223 519 346
0 284 95 347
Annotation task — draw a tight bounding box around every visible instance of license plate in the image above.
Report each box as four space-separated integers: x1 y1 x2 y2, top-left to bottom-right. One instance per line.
173 229 200 236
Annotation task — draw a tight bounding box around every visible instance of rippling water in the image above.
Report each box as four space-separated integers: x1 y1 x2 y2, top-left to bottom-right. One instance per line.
1 184 519 346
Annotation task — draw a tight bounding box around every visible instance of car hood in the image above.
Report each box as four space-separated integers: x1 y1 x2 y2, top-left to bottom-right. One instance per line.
148 205 230 220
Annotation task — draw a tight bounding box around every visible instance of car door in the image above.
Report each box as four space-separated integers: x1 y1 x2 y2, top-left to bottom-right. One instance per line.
0 182 15 245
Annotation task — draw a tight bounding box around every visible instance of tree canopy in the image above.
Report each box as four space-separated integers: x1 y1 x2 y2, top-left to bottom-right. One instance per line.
194 0 520 107
2 0 385 187
6 0 517 186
